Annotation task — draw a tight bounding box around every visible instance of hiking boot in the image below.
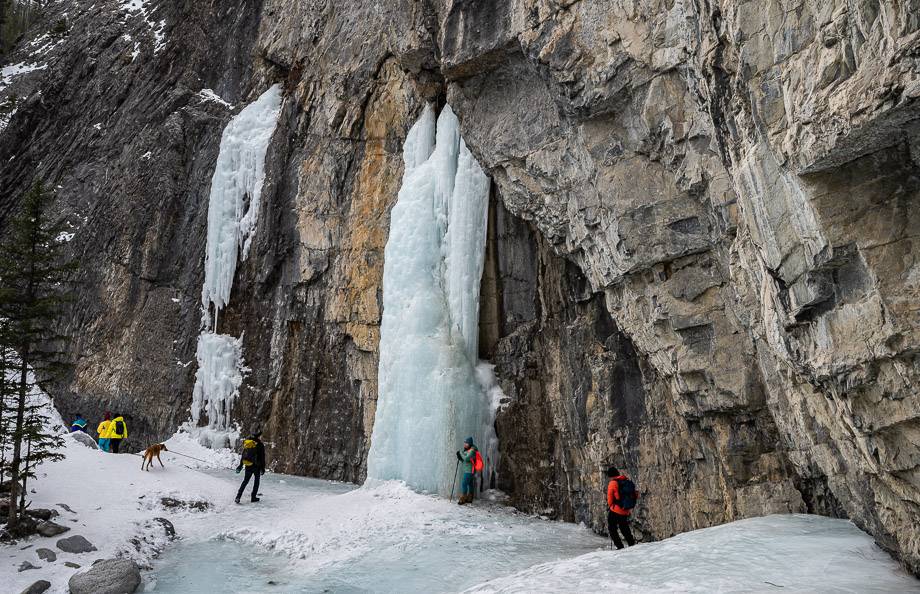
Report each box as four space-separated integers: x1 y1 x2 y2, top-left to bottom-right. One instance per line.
251 497 260 502
234 497 241 504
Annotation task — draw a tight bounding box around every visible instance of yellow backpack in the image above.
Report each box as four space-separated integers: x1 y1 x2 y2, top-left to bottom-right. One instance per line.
241 439 257 466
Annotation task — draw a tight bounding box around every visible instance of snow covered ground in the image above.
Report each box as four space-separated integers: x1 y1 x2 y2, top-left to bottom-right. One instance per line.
5 436 918 593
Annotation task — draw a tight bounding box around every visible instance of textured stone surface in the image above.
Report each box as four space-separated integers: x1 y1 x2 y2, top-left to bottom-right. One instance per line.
55 535 96 554
0 0 918 576
35 548 56 562
19 580 51 594
67 558 140 594
35 521 69 538
25 508 58 522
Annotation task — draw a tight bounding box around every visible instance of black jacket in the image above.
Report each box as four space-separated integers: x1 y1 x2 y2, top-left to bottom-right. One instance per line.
254 439 266 470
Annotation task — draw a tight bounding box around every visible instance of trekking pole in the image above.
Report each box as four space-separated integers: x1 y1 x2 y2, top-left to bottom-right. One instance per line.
449 459 460 501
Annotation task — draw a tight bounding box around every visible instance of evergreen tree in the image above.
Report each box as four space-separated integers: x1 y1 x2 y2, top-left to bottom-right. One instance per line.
0 180 75 530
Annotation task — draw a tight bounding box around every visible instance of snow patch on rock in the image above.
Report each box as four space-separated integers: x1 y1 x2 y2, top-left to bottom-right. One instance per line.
0 62 47 93
197 88 232 109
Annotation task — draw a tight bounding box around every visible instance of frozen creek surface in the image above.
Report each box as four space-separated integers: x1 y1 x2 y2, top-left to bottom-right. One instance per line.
6 437 918 593
148 471 606 594
148 472 920 594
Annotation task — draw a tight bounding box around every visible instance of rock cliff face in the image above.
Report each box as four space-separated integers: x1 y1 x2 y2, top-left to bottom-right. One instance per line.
1 0 918 575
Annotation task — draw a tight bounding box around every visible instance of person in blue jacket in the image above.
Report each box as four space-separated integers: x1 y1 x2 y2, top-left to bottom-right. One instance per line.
455 436 479 505
70 413 88 433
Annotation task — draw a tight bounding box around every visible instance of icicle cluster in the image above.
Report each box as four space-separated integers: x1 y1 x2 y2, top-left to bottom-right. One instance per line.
366 104 498 495
189 85 282 447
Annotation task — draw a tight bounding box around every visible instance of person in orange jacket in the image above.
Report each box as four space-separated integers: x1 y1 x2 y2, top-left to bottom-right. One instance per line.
606 466 638 549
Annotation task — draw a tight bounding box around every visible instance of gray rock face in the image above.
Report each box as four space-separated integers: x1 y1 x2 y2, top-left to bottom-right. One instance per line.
35 521 69 538
19 580 51 594
56 535 96 554
67 558 141 594
0 0 918 576
36 548 56 562
18 561 38 572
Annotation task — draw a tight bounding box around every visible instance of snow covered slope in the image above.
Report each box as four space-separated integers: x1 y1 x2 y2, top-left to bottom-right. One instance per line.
465 515 920 593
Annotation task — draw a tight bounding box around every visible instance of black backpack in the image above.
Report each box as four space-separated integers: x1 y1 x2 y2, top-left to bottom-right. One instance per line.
615 478 637 510
115 420 125 435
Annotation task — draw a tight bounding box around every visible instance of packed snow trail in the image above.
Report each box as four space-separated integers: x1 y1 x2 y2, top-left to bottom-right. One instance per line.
9 438 918 593
367 104 497 495
190 85 282 448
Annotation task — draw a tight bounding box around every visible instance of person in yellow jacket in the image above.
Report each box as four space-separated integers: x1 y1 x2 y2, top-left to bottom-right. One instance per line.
108 414 128 453
96 411 112 452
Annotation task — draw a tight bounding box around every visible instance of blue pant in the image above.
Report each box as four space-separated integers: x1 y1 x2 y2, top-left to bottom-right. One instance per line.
461 472 475 495
98 438 110 452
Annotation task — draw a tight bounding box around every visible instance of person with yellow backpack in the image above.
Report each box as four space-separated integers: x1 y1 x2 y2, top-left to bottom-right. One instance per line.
108 414 128 453
235 431 266 504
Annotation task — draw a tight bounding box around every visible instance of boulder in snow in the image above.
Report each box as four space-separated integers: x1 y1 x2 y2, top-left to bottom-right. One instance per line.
36 547 56 562
67 558 141 594
67 432 99 450
64 561 81 568
18 580 51 594
18 560 38 571
36 520 70 537
56 535 97 553
26 508 58 521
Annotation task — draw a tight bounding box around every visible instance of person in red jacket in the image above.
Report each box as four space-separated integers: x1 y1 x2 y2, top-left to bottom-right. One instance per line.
606 466 637 549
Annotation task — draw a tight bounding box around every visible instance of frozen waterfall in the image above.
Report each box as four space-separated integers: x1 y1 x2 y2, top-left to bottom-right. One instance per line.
201 84 283 328
366 104 498 495
189 85 282 447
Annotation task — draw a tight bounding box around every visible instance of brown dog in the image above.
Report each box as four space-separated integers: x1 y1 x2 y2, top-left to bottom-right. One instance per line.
141 443 168 471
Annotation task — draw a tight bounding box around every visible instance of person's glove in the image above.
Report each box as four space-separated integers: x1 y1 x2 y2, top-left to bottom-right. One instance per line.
235 467 242 474
456 451 462 461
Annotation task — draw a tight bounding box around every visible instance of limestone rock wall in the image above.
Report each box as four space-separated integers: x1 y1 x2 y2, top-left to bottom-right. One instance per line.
0 0 917 574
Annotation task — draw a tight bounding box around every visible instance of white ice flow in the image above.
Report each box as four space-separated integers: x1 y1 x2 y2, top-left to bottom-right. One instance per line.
189 332 245 448
366 104 497 495
189 85 282 447
200 83 282 327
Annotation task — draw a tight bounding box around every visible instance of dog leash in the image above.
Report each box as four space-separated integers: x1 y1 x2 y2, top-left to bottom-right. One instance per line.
164 449 216 465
